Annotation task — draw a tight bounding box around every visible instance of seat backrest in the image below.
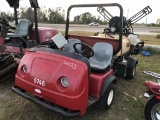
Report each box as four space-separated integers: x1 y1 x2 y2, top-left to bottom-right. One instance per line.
63 39 82 52
92 42 113 62
15 19 30 36
89 42 113 72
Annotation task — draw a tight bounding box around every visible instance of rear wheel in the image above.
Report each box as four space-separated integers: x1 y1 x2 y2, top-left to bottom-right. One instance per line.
145 96 160 120
125 64 136 80
97 84 115 110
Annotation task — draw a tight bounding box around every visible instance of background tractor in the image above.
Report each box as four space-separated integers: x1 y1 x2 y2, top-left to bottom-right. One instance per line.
0 0 58 82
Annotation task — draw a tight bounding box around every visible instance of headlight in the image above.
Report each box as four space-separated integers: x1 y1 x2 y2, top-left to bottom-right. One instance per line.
61 77 69 87
22 65 27 74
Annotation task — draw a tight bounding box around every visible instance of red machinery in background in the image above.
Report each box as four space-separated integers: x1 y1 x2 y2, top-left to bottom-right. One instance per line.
144 71 160 120
0 0 58 82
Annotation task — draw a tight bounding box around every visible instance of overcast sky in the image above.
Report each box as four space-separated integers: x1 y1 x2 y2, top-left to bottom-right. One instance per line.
1 0 159 23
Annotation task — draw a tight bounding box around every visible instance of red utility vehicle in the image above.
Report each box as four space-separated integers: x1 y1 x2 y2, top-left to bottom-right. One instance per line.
144 71 160 120
144 80 160 120
12 3 151 117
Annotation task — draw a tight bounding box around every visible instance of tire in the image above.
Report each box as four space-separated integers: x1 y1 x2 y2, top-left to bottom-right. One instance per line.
125 64 136 80
0 68 17 83
144 96 160 120
97 84 115 110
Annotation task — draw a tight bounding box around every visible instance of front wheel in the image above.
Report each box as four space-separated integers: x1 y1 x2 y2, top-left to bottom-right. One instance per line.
144 96 160 120
97 84 115 110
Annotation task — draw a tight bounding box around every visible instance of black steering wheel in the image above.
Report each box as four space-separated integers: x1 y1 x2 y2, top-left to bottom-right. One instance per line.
73 42 94 58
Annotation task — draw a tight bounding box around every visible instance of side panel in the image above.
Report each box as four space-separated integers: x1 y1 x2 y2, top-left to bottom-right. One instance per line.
3 46 26 54
89 69 114 97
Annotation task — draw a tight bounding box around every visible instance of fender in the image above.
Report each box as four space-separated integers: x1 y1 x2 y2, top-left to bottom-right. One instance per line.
126 57 138 69
156 96 160 100
100 76 116 97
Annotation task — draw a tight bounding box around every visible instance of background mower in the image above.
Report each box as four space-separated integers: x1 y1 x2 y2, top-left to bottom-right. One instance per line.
12 3 152 117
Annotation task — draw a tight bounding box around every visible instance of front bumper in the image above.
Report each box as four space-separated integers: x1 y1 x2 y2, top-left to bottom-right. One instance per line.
12 86 80 117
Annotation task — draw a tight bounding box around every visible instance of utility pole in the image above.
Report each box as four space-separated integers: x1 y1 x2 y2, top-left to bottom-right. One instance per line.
127 9 129 19
146 18 147 25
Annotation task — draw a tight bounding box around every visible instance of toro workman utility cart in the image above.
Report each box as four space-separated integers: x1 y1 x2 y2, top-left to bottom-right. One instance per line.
12 3 152 117
0 0 58 82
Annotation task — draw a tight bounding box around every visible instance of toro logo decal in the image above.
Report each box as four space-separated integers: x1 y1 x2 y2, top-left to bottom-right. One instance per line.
64 61 77 69
34 78 45 87
34 89 42 94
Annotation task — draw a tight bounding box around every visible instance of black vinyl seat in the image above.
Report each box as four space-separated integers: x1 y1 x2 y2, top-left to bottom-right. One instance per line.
89 42 113 72
6 19 30 38
63 39 82 52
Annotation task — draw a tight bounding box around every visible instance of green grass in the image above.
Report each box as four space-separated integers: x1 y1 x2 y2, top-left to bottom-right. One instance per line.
139 35 160 45
61 31 95 36
0 33 160 120
150 31 160 33
1 54 159 120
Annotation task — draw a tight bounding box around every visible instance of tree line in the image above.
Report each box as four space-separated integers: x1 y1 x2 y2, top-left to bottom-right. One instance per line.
0 7 107 24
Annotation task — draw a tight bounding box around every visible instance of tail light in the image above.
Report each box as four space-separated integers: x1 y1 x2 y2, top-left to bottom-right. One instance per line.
61 77 69 88
22 65 27 74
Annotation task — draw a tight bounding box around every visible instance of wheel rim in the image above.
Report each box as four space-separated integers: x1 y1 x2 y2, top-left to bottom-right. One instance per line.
107 90 114 105
151 103 160 120
132 67 136 76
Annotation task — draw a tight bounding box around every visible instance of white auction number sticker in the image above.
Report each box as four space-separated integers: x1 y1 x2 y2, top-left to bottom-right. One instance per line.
34 78 45 87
